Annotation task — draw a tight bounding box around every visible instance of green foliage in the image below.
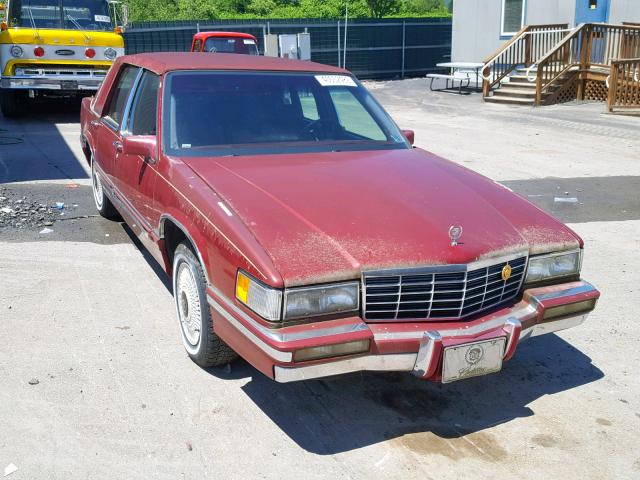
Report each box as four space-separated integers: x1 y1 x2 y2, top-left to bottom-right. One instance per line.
127 0 451 22
366 0 399 18
401 0 448 15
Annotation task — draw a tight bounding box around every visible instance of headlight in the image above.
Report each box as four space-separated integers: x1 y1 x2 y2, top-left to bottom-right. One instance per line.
236 271 282 321
525 250 581 284
284 282 359 320
104 47 117 60
10 45 24 58
236 271 360 322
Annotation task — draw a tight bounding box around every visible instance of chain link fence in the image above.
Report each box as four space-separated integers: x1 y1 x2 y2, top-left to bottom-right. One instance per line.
124 18 451 79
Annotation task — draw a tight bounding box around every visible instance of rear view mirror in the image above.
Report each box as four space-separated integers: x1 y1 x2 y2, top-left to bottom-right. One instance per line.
123 135 157 163
401 129 415 146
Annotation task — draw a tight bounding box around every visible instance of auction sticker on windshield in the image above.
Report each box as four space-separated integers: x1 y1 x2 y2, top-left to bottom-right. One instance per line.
95 15 111 22
315 75 357 87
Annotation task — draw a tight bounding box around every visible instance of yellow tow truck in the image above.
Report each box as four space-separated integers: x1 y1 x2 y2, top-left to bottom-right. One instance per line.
0 0 127 117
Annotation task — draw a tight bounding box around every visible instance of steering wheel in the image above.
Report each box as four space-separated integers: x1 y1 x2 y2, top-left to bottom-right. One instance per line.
299 119 326 141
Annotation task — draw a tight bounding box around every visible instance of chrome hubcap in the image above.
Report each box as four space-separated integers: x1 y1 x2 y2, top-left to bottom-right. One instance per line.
176 263 201 346
92 163 104 210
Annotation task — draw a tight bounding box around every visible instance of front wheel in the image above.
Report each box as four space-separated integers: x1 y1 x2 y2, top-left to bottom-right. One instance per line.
173 242 238 368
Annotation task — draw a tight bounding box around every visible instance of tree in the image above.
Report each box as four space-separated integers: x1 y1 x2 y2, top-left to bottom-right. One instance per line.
401 0 447 15
366 0 400 18
176 0 220 19
246 0 278 16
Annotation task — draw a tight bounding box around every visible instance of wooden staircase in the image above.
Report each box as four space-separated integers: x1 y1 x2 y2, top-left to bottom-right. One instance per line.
485 67 578 105
482 23 640 107
485 68 538 105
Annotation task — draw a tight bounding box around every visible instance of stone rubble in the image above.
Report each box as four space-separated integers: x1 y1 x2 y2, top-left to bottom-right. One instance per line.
0 186 67 229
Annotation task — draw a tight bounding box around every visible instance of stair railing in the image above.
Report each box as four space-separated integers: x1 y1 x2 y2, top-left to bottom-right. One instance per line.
534 23 640 105
482 24 570 98
607 58 640 112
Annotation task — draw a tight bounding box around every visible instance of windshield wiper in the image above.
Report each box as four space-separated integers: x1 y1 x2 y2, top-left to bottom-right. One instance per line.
66 13 91 42
25 0 40 38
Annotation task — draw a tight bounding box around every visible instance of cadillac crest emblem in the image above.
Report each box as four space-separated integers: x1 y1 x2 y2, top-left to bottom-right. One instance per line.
448 225 463 246
502 264 512 282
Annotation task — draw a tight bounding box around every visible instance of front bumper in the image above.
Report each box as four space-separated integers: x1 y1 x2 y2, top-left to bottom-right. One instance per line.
207 280 599 383
1 72 106 91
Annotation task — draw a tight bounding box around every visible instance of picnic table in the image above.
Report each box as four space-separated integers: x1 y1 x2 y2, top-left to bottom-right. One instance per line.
427 62 485 94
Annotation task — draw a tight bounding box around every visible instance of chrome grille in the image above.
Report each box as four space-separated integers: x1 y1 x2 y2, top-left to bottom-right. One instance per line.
363 254 527 321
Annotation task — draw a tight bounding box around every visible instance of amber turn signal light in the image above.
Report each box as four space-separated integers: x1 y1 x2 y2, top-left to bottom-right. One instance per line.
543 299 597 321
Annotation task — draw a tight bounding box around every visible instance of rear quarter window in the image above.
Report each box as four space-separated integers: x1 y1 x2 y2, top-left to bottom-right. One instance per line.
104 65 140 127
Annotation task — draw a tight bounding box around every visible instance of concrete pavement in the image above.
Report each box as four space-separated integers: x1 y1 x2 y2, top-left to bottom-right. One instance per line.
1 88 639 479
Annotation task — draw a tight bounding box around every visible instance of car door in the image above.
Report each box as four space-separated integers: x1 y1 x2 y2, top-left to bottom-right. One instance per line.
115 70 161 233
95 65 141 192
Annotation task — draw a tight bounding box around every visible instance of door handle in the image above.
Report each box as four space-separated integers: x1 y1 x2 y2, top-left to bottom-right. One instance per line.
113 141 123 153
90 120 101 128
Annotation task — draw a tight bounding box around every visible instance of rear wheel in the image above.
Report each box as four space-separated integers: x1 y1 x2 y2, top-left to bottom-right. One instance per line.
173 242 238 368
0 90 26 118
91 157 119 219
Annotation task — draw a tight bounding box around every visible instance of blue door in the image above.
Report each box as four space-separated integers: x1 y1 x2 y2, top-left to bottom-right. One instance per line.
575 0 610 24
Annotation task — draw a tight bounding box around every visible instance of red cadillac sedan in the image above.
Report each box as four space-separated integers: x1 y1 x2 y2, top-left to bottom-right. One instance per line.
80 53 599 383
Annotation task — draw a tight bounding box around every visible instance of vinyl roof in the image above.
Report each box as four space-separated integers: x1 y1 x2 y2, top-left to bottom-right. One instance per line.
119 52 349 75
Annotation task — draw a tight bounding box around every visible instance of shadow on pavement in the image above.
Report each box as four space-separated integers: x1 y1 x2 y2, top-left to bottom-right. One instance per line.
204 334 603 455
0 97 88 183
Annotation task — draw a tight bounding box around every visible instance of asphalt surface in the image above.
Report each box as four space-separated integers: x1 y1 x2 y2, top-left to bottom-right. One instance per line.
1 88 639 479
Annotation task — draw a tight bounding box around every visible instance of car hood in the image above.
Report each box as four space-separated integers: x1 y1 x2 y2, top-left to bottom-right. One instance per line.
181 148 580 286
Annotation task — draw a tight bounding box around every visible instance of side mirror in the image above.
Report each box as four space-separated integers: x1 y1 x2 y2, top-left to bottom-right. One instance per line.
122 4 129 27
123 135 157 163
401 129 415 146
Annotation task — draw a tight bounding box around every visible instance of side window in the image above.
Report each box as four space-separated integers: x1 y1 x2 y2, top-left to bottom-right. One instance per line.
501 0 525 36
193 39 202 52
104 66 140 127
296 87 320 120
128 71 160 136
329 88 386 141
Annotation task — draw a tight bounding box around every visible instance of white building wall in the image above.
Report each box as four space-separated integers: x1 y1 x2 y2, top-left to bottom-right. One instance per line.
452 0 508 62
451 0 638 63
609 0 640 24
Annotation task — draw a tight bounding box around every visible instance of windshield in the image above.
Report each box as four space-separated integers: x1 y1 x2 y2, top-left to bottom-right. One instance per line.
163 71 409 157
8 0 113 31
204 37 259 55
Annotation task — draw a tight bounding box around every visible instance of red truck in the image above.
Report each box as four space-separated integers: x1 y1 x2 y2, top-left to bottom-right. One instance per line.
191 31 259 55
80 52 599 383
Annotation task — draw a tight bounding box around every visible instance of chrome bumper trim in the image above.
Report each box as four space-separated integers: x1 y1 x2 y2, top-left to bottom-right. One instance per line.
274 313 590 382
374 305 537 341
520 313 589 341
274 353 417 383
1 76 104 90
208 296 293 363
207 289 369 343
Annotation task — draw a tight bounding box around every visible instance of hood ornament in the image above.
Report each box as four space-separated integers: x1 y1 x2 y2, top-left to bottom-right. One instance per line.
449 225 463 246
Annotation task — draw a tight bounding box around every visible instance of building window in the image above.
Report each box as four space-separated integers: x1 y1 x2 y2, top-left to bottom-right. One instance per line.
501 0 526 36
